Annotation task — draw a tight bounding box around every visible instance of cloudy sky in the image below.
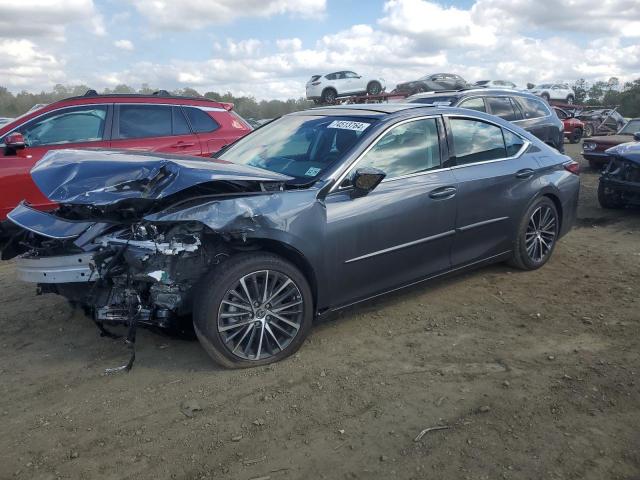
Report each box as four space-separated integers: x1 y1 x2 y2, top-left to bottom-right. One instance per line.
1 0 639 99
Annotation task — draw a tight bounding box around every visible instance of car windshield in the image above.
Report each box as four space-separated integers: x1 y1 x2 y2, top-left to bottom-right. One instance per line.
217 115 377 181
619 119 640 135
417 75 432 81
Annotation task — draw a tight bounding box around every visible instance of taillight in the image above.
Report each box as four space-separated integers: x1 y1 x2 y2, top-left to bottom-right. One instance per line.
564 160 580 175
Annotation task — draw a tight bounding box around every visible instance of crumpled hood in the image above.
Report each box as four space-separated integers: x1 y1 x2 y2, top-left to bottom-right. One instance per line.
586 134 632 146
605 141 640 164
31 149 292 206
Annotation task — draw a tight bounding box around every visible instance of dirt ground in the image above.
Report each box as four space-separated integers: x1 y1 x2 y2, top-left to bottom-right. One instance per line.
1 143 639 480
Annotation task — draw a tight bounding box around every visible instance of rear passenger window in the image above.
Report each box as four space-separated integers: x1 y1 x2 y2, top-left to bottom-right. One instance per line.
118 105 172 139
487 97 521 121
516 97 550 119
356 118 440 179
458 98 486 112
503 129 524 156
184 107 219 133
450 118 507 165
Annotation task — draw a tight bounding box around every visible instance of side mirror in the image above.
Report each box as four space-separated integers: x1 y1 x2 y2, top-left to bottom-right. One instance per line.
351 167 386 197
634 132 640 142
5 132 26 150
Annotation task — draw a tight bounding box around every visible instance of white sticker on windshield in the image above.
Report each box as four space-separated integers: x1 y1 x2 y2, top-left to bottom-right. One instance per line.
327 120 370 132
304 167 322 177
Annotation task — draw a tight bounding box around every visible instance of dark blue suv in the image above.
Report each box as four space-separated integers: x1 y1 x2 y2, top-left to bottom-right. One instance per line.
407 89 564 152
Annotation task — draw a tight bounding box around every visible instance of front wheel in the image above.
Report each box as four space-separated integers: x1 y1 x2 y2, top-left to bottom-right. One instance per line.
584 123 594 137
321 88 337 104
193 253 314 368
509 197 559 270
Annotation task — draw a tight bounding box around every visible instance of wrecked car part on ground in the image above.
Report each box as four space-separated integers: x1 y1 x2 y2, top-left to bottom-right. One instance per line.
2 105 580 369
598 139 640 209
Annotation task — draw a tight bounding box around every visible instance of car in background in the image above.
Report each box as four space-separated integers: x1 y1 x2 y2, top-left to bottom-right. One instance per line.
597 134 640 209
577 108 626 137
528 83 575 104
553 107 584 144
2 103 580 368
305 71 386 104
0 90 252 227
472 80 519 89
582 118 640 169
407 88 565 152
393 73 468 95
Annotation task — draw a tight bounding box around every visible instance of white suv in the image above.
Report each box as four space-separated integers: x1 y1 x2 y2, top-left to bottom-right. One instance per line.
529 83 575 104
305 71 386 104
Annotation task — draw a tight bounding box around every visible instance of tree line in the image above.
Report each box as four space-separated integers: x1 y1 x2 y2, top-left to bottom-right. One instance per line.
0 84 314 120
1 78 639 119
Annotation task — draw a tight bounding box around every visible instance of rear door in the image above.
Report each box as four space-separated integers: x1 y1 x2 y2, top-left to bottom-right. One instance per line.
0 104 112 217
512 96 556 146
485 96 523 122
110 104 202 156
445 115 540 266
325 116 458 307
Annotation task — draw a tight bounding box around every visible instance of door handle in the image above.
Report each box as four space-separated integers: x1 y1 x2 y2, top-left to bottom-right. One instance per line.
170 141 195 148
515 168 535 179
429 186 457 199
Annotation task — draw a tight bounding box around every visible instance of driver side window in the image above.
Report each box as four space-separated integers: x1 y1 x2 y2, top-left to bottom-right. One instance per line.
355 118 441 180
17 106 108 147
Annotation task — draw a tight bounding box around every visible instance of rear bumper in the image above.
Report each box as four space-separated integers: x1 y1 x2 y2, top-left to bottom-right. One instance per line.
15 252 98 283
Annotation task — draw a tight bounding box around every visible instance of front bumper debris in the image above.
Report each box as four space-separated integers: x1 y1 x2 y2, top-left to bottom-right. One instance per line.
15 253 98 283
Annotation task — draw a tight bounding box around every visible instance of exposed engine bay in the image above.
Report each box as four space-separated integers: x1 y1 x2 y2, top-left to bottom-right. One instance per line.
0 149 304 371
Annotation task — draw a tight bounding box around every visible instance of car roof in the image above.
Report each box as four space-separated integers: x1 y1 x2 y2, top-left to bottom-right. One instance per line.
407 88 537 101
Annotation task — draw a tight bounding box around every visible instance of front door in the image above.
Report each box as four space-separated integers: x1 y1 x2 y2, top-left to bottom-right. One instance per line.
0 104 112 218
324 117 458 307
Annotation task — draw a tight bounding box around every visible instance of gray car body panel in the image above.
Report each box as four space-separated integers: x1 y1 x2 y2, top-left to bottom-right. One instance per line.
6 105 580 314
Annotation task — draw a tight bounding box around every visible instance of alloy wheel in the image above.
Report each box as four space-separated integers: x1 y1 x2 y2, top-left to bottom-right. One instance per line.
525 205 557 263
217 270 304 361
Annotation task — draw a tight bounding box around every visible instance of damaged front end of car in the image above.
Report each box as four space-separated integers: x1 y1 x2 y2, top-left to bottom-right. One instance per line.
598 142 640 209
1 149 301 371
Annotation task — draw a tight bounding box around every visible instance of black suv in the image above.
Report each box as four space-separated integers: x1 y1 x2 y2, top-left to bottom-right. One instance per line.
407 89 564 152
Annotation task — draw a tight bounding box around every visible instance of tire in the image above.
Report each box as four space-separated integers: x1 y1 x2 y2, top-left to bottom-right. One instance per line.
509 196 559 271
597 181 625 209
584 123 593 137
367 81 382 95
193 253 314 368
321 88 337 104
541 93 550 102
566 95 574 105
569 128 582 144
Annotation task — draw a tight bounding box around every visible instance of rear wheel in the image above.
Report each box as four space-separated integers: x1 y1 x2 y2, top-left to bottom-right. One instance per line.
367 81 382 95
584 123 594 137
566 95 574 104
541 92 550 102
597 182 625 209
321 88 337 104
509 197 559 270
193 253 313 368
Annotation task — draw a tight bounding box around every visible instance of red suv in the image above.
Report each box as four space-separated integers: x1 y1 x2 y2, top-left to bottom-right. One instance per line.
0 91 252 226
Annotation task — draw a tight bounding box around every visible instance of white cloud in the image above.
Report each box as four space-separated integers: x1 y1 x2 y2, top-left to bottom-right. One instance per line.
276 38 303 51
471 0 640 37
379 0 497 48
114 39 134 51
0 0 105 40
0 39 65 88
129 0 326 29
